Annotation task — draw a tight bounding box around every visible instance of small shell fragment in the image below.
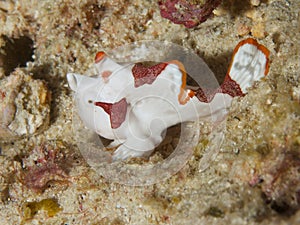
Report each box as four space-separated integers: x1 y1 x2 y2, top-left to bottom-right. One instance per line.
250 0 261 6
251 22 266 39
237 23 251 36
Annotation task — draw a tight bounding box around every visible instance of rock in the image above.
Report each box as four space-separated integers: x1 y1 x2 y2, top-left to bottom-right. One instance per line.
0 69 51 141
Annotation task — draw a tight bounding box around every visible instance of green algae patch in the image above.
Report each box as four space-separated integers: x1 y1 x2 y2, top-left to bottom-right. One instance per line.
206 206 225 218
23 198 62 219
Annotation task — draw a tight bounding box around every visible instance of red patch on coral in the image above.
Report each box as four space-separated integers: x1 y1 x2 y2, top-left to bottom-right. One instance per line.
95 98 127 129
22 144 68 193
158 0 223 28
0 90 5 99
132 62 168 87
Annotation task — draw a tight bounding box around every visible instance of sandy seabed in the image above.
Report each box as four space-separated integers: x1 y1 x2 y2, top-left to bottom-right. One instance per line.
0 0 299 224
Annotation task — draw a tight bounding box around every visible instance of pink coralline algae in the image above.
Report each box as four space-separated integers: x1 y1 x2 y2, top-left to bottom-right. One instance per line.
260 148 300 215
22 144 69 193
158 0 223 28
249 144 300 215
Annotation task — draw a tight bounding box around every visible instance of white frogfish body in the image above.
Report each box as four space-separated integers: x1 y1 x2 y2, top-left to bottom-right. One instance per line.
67 38 270 160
